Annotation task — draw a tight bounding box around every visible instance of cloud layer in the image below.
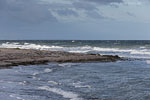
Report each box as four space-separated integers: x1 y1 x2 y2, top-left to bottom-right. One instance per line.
0 0 150 40
82 0 123 4
0 0 57 24
0 0 150 24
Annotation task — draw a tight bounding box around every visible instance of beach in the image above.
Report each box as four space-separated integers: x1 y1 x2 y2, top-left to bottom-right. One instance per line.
0 48 121 68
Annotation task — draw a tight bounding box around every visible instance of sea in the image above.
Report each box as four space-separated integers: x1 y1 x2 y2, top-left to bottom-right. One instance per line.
0 40 150 100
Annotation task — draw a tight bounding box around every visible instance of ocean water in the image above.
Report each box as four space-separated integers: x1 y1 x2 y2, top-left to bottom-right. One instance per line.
0 40 150 100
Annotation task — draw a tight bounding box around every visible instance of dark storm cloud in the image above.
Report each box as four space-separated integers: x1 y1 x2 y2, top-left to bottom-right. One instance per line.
44 1 105 20
0 0 57 24
82 0 124 4
71 0 124 19
0 0 124 24
73 1 98 11
72 1 106 19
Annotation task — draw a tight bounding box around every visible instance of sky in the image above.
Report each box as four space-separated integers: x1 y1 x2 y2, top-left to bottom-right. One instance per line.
0 0 150 40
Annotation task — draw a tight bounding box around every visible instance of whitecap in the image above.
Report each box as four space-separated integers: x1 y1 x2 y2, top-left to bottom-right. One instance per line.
9 94 15 98
72 82 91 88
16 97 23 100
58 63 77 68
38 86 82 100
9 94 24 100
130 50 150 55
74 84 91 88
32 72 40 76
18 81 27 85
24 43 29 45
37 78 41 81
0 42 64 51
44 68 52 73
1 42 150 59
32 76 37 79
140 46 146 49
48 81 61 85
146 60 150 64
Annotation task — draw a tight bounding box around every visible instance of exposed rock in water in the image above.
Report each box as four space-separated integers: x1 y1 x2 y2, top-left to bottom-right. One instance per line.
0 48 123 68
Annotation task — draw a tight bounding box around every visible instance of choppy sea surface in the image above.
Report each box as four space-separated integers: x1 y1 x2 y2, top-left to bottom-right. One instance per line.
0 40 150 100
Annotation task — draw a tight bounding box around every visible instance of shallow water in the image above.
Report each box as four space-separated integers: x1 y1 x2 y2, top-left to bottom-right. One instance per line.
0 40 150 100
0 60 150 100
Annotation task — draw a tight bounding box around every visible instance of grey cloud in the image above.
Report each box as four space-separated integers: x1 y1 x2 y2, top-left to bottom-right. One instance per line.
0 0 57 24
47 3 78 16
86 11 104 19
54 9 79 16
45 1 105 20
0 0 114 25
82 0 123 4
73 2 98 11
72 1 106 19
126 12 136 17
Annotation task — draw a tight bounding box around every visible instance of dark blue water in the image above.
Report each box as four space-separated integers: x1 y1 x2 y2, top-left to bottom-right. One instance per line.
0 40 150 100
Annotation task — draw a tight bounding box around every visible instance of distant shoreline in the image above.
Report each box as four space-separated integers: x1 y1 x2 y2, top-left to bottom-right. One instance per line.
0 48 122 68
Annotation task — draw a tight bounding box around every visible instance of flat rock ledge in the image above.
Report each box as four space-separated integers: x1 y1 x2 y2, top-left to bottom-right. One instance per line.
0 48 123 68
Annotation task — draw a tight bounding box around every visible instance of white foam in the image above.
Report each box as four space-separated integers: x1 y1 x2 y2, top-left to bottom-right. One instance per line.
32 76 37 79
24 43 29 45
9 94 15 98
146 60 150 64
16 97 23 100
38 86 82 100
2 86 6 88
9 94 24 100
1 42 150 58
37 78 41 80
74 84 91 88
0 42 133 53
58 63 72 67
32 68 52 76
33 72 40 76
93 47 133 52
44 68 53 73
72 82 91 88
0 42 63 51
48 81 61 85
140 46 146 49
58 63 77 67
130 50 150 55
18 81 27 85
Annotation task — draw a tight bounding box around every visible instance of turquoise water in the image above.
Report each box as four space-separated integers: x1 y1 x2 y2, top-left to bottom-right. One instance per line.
0 40 150 100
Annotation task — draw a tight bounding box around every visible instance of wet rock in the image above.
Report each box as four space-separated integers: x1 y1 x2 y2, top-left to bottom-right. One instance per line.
0 48 123 68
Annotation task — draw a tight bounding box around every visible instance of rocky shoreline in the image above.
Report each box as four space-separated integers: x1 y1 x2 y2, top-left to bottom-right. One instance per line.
0 48 123 68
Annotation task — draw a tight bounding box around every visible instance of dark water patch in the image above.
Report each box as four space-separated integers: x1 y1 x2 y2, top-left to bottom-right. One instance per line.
0 60 149 99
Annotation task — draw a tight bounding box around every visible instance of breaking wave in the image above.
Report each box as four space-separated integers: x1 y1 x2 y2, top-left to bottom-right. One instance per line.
38 86 82 100
1 42 150 59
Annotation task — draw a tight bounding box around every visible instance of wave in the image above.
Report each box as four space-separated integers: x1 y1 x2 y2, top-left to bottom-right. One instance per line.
72 81 91 88
32 68 53 76
58 63 77 67
48 81 61 85
130 50 150 55
9 94 24 100
1 42 150 59
0 42 63 50
38 86 82 100
44 68 53 73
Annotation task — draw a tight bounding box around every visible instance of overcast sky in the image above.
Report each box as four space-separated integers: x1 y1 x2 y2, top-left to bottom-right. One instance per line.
0 0 150 40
